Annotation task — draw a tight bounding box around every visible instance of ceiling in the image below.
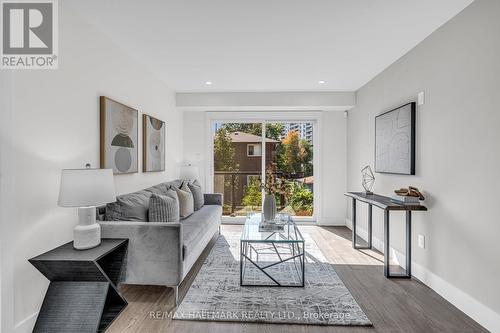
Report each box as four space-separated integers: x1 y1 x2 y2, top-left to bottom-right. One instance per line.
67 0 473 92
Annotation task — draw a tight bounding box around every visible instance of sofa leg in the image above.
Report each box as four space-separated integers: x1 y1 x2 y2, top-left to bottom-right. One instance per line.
218 225 221 235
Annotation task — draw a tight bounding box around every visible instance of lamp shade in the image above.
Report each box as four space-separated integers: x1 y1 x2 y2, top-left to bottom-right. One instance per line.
180 165 199 180
58 168 116 207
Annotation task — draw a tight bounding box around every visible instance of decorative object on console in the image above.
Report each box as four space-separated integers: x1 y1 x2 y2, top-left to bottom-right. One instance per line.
394 186 425 199
361 165 375 194
375 102 416 175
143 114 165 172
58 165 116 250
392 186 425 204
180 164 199 180
100 96 139 174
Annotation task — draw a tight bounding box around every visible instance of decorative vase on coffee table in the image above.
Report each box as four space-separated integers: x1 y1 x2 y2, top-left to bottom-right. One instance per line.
263 194 277 222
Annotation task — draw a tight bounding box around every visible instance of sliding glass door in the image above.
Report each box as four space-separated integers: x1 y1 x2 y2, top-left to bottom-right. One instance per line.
212 120 315 219
213 122 263 216
266 122 314 217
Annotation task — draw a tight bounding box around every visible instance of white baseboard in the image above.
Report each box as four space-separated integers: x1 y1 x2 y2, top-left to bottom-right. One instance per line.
14 311 37 333
346 218 500 333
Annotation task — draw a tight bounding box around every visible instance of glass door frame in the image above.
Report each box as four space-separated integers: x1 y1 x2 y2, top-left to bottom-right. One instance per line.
206 111 322 224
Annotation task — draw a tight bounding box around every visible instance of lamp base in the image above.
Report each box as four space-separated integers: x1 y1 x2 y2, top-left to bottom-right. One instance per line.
74 206 101 250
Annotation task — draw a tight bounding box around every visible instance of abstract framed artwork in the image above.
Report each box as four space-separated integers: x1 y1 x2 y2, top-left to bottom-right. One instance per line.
100 96 139 174
375 102 416 175
142 114 165 172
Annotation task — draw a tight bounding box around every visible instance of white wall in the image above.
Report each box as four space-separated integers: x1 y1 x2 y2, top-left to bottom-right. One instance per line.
0 3 182 332
346 0 500 331
0 71 14 333
320 111 347 224
182 109 347 225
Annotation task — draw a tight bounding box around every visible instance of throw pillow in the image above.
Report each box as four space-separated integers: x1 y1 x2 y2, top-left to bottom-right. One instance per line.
175 182 194 218
187 179 204 211
106 190 151 222
148 192 180 222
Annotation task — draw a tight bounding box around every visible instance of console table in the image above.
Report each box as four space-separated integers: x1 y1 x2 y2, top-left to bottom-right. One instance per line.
344 192 427 278
29 239 128 333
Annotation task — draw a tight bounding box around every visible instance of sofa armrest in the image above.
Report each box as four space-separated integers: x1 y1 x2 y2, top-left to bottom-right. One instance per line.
204 193 223 206
99 221 183 286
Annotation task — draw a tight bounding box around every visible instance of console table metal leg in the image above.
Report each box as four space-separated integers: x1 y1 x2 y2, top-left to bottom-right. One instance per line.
384 211 412 279
384 210 390 277
351 198 357 249
406 211 412 278
352 199 372 250
367 204 373 248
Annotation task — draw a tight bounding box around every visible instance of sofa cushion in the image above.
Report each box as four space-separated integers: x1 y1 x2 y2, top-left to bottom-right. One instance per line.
106 189 152 221
181 205 222 266
188 179 204 211
176 182 194 218
148 191 180 222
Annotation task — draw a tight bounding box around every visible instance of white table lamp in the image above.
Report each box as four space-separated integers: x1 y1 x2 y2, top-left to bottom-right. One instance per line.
180 164 199 180
58 167 116 250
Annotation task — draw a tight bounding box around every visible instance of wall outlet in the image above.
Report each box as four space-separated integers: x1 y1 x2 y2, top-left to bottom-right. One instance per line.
418 234 425 249
417 91 425 106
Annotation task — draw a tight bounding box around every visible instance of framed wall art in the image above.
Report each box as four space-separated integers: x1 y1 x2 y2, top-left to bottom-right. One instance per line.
100 96 139 174
375 102 416 175
142 114 165 172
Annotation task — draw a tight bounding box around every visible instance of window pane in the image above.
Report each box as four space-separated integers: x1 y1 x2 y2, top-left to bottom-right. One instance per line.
266 122 314 217
247 144 254 156
254 144 261 156
213 123 262 216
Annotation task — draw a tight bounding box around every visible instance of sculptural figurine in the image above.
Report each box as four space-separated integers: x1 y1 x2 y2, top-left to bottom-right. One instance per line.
361 165 375 194
395 186 425 200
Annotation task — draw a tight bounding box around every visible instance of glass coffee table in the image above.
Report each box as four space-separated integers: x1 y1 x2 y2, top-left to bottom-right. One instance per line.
240 213 305 287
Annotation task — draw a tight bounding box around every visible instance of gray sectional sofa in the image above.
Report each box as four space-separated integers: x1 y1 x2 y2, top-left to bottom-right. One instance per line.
97 179 222 304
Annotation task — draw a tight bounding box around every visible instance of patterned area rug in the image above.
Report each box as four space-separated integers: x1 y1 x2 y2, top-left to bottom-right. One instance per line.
173 231 372 326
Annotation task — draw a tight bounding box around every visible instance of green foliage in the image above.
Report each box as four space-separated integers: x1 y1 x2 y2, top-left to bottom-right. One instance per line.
221 123 262 136
214 128 237 171
265 123 284 141
277 131 313 176
241 179 262 209
300 138 313 176
286 182 313 214
220 123 284 141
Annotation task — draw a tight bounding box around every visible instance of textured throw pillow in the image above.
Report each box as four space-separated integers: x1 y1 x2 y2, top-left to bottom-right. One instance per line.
106 190 152 222
187 179 204 211
175 182 194 218
148 192 180 222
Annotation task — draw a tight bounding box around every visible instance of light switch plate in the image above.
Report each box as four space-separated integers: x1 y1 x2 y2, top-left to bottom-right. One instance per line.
418 234 425 249
418 91 425 106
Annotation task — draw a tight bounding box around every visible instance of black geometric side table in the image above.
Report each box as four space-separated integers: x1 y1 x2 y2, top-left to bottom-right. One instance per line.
29 239 128 333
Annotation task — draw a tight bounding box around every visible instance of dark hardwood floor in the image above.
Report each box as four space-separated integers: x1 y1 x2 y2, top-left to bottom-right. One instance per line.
106 225 487 333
